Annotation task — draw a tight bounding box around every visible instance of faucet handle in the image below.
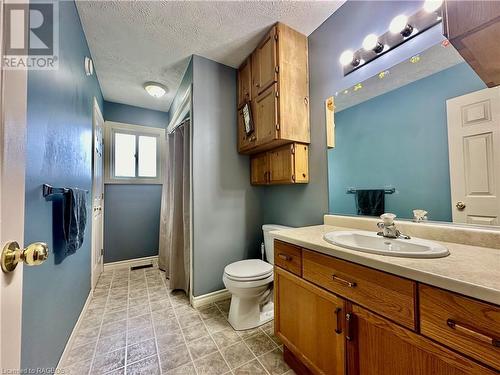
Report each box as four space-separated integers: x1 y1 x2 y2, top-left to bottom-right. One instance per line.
380 213 396 226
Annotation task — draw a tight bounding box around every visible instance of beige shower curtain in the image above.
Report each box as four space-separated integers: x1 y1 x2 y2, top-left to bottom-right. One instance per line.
159 120 190 294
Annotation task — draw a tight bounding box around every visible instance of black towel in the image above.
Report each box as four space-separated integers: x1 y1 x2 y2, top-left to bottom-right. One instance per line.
62 188 87 255
355 189 385 217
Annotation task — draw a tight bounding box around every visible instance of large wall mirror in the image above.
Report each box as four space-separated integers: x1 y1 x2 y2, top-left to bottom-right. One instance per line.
327 40 500 227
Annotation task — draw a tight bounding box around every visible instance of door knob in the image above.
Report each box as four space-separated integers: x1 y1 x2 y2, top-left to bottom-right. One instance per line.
455 201 466 210
1 241 49 273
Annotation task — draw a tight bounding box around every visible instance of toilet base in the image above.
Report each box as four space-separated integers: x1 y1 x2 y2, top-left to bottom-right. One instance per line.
228 297 274 331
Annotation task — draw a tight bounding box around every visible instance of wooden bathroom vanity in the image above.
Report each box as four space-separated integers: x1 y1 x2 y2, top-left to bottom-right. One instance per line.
273 238 500 375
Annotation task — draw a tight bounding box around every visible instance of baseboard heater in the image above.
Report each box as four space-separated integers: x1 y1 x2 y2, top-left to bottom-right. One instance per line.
130 264 154 271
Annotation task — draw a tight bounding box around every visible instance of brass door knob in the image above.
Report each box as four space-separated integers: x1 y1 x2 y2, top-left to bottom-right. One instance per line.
1 241 49 273
455 201 466 211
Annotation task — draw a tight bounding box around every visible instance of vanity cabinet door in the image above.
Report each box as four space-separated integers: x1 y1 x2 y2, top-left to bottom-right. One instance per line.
346 304 497 375
275 268 346 375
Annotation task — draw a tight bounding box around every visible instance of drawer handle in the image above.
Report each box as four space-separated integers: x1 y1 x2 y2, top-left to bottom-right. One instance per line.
446 319 500 347
278 253 292 261
332 274 357 288
334 307 342 334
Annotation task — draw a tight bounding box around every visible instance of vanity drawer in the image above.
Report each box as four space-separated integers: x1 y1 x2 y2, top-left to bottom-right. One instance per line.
274 240 302 276
302 249 416 330
419 284 500 370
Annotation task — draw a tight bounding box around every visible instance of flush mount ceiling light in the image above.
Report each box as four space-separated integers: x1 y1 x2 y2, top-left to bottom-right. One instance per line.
423 0 443 13
144 82 167 98
389 15 414 37
362 34 384 53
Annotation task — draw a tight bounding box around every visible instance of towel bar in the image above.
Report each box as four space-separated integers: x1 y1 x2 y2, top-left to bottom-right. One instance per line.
346 188 395 194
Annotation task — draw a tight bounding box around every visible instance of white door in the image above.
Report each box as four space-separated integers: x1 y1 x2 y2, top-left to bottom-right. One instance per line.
447 86 500 225
0 0 27 368
91 98 104 288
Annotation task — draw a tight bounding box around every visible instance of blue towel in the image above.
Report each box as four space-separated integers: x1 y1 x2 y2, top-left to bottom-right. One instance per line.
62 188 87 255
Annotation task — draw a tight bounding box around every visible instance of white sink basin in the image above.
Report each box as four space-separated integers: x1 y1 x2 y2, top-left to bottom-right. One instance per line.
323 230 449 258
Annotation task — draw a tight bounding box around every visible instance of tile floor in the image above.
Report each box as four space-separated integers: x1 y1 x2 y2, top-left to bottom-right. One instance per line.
60 266 296 375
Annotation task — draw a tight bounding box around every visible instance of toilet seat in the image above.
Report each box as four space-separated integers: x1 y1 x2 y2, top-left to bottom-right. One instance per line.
224 259 273 281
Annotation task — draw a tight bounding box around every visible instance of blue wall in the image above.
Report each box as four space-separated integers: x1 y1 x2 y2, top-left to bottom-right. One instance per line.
103 101 168 263
263 0 447 227
191 56 264 296
329 63 486 222
23 0 103 370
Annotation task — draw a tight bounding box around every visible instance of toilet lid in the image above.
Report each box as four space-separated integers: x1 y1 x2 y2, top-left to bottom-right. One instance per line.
224 259 273 280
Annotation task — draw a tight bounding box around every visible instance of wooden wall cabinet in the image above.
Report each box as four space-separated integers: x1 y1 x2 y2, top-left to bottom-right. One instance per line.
237 57 252 107
274 240 500 375
250 143 308 185
443 0 500 87
237 23 310 155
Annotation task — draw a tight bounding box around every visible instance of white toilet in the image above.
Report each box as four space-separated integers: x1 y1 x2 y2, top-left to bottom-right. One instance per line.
223 224 290 330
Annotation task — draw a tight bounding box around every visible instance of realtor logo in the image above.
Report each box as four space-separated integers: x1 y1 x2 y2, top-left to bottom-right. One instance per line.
3 1 59 70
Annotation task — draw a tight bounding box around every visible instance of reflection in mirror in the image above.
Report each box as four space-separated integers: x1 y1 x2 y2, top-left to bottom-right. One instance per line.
327 41 500 227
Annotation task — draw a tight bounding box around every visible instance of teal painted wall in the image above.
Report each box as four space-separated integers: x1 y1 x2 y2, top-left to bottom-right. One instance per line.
102 101 168 263
23 0 103 370
328 63 486 222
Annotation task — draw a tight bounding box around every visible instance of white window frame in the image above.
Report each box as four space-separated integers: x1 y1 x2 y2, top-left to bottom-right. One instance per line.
104 121 165 184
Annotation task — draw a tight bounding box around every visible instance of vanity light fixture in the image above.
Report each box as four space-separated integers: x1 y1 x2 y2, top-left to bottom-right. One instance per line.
362 34 384 53
340 4 442 76
423 0 443 13
144 82 167 98
389 15 414 37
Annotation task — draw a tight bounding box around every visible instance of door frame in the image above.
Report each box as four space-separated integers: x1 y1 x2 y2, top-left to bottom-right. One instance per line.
0 0 28 369
91 97 104 289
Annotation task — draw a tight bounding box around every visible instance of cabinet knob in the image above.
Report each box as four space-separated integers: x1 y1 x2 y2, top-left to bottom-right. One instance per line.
304 97 309 105
455 201 466 210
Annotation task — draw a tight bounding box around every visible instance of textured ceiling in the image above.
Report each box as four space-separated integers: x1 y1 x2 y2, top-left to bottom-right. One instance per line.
76 1 344 112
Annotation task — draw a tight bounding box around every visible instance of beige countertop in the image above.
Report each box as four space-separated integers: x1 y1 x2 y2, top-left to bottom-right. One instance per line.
271 224 500 305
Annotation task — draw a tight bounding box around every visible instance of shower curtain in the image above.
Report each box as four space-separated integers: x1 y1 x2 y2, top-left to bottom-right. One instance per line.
159 120 190 294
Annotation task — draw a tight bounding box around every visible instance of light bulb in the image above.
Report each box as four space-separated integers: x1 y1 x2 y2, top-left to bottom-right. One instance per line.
423 0 443 13
389 15 409 33
339 50 354 66
362 34 378 50
362 33 384 53
144 82 167 98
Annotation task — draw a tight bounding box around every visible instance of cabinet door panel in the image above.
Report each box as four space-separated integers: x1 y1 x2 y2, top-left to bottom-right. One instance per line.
250 152 268 185
256 27 277 93
275 268 345 375
238 58 252 107
348 304 496 375
269 144 294 184
255 85 278 146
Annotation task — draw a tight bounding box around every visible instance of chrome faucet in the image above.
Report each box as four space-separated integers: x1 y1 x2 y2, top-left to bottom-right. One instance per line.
377 213 411 239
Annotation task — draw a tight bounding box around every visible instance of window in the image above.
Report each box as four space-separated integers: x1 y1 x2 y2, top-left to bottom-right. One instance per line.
105 122 164 184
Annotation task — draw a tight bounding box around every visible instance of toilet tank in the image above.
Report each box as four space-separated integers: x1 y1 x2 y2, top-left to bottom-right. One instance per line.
262 224 291 264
